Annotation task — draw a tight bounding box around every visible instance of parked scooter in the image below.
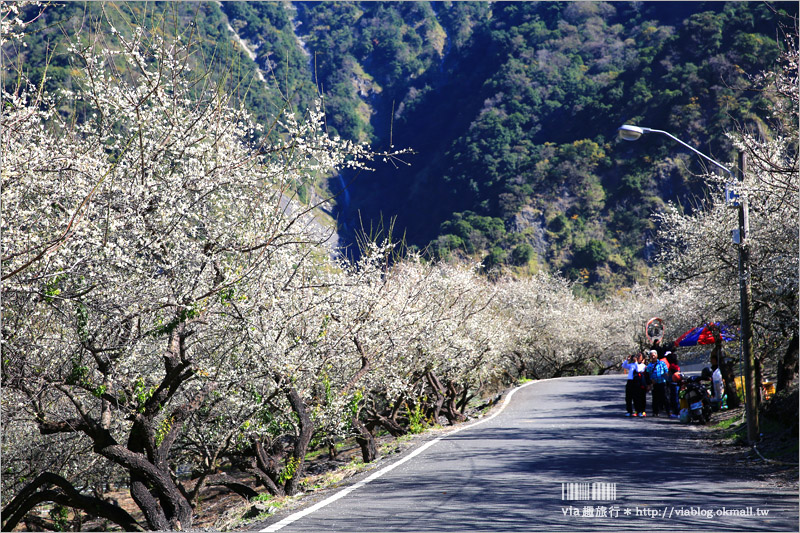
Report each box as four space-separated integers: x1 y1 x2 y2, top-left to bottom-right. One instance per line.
678 373 712 424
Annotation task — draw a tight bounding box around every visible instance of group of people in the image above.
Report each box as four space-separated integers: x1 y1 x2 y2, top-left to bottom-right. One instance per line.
622 339 727 418
623 340 681 418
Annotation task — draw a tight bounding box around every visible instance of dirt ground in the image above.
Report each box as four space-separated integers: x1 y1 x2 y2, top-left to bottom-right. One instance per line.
695 404 799 492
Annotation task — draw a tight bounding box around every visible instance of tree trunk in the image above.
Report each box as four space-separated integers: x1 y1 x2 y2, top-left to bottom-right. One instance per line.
104 443 193 531
283 385 314 496
366 409 407 437
1 473 144 532
205 473 259 500
122 407 194 531
25 322 205 531
776 332 799 392
457 383 474 414
130 474 169 531
328 440 338 460
352 416 378 463
389 395 405 420
444 382 467 424
118 327 201 531
246 439 284 497
426 371 445 421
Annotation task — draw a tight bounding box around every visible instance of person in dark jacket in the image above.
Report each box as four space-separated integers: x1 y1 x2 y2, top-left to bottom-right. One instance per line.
650 338 668 359
666 351 681 417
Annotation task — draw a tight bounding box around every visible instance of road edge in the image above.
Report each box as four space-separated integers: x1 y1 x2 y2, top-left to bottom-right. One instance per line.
257 378 552 532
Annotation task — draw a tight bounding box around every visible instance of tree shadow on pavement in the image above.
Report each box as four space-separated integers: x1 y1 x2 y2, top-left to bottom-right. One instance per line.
263 375 798 533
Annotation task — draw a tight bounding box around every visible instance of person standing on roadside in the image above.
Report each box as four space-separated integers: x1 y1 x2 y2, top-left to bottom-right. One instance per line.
657 350 672 415
646 350 669 417
709 354 725 411
650 338 667 359
666 352 681 417
622 353 638 416
631 352 649 417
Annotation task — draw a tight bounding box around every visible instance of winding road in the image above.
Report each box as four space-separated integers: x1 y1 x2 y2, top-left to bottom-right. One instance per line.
256 375 798 532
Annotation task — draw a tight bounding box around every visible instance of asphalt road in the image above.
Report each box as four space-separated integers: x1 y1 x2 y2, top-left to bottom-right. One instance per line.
256 375 798 532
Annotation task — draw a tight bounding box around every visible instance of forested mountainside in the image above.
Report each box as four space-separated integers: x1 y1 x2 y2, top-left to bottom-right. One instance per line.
14 1 797 295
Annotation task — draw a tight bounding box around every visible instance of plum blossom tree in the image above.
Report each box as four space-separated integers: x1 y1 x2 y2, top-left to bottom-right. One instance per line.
1 13 397 530
386 258 507 426
653 40 798 392
495 274 610 379
597 281 722 374
309 251 508 460
492 274 706 379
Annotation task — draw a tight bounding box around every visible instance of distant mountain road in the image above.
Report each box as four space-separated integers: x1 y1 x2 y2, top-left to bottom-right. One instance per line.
257 375 798 532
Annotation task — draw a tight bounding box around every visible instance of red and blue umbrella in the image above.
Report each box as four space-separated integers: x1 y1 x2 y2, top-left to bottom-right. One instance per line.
674 322 736 347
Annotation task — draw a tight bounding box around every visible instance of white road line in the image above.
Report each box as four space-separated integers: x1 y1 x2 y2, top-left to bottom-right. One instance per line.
261 378 549 532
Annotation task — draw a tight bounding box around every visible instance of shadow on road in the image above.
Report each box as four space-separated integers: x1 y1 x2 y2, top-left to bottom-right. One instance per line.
263 375 798 532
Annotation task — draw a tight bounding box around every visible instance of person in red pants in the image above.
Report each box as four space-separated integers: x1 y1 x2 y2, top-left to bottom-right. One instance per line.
666 352 681 417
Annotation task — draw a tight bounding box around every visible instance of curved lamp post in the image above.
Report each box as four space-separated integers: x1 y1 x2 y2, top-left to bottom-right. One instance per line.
618 125 733 176
618 124 759 443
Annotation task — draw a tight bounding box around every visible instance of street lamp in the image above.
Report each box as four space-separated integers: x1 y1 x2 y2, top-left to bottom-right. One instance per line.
618 124 759 443
618 125 733 176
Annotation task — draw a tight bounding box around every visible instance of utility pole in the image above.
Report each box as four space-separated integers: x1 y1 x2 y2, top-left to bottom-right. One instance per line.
737 151 759 444
617 126 762 442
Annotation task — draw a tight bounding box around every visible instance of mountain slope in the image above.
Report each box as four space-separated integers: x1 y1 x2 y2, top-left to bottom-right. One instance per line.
12 1 796 295
287 1 794 294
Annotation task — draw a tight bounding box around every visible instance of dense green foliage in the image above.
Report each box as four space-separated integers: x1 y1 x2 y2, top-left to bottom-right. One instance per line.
14 1 796 296
288 1 794 296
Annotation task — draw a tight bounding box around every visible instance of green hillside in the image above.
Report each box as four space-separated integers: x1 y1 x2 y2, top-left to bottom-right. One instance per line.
12 1 796 295
294 1 792 295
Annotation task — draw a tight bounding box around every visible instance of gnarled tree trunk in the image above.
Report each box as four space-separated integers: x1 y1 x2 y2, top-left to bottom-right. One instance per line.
1 472 144 532
426 371 445 421
352 415 378 463
33 328 207 531
283 384 314 496
365 408 407 437
456 382 475 414
444 381 467 424
235 380 315 499
236 438 284 497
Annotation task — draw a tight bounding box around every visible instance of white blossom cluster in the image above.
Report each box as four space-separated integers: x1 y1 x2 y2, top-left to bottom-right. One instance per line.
0 19 405 516
494 273 649 377
0 1 43 47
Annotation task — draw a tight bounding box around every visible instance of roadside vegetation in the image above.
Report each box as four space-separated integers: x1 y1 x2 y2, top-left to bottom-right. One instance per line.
702 387 798 494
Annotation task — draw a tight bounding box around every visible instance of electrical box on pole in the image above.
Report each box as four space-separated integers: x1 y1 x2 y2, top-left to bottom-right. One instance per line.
725 183 740 207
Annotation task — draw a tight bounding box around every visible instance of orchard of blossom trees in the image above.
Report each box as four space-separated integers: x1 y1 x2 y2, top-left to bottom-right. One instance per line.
1 5 796 532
